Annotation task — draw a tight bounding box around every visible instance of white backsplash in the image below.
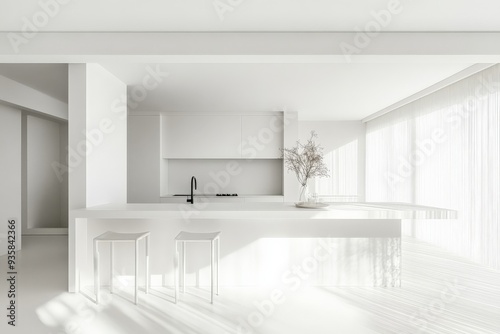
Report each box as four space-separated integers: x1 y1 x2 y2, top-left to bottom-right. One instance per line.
165 159 283 195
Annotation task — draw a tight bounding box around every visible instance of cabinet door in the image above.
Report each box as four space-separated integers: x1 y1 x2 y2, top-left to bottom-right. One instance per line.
162 115 241 158
241 115 283 159
128 115 160 203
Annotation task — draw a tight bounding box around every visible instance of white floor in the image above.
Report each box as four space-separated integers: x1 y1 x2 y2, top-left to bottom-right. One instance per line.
1 236 499 334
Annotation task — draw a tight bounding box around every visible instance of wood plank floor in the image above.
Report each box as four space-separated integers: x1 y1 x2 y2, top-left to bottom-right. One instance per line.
0 236 498 333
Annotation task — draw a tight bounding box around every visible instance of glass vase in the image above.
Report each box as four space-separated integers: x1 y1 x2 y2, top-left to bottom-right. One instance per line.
299 183 309 203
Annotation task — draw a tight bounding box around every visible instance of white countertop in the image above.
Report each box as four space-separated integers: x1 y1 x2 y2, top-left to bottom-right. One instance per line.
72 202 457 220
160 194 284 198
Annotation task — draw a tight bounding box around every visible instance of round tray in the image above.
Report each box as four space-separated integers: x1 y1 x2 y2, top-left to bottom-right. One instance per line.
295 202 330 209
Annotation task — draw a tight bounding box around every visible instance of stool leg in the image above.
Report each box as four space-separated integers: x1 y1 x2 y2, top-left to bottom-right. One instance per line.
216 238 219 295
182 241 186 293
94 240 99 304
145 235 150 294
174 241 179 303
135 240 139 305
211 240 214 304
110 242 113 294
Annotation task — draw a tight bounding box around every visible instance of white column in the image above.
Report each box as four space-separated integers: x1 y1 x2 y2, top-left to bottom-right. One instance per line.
68 63 127 292
0 104 22 255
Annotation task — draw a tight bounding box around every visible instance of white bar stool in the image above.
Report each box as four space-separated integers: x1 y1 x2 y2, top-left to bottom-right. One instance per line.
174 231 220 304
93 231 150 305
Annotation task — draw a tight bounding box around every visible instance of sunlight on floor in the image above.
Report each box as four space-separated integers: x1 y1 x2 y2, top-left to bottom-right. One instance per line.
1 236 499 334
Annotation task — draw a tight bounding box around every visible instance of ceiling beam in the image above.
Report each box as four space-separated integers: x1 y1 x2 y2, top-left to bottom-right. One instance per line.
0 74 68 120
1 32 500 63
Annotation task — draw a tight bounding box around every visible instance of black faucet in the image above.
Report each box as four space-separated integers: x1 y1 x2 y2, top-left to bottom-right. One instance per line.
187 176 197 204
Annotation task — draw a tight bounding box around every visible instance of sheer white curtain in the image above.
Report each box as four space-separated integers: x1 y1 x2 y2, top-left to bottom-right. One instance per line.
366 64 500 270
313 140 359 200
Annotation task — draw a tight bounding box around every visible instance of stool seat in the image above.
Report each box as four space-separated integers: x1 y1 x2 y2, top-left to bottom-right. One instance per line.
95 231 150 242
174 231 220 304
94 231 150 305
175 231 220 241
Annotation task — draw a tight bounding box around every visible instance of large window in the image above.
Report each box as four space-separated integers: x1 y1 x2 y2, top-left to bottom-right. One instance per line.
366 65 500 269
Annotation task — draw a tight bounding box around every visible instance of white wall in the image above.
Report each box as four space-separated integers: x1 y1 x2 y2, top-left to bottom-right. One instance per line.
0 104 22 255
68 64 87 212
128 115 160 203
86 64 127 206
0 70 69 234
60 123 68 226
69 63 128 209
26 115 65 228
299 121 366 201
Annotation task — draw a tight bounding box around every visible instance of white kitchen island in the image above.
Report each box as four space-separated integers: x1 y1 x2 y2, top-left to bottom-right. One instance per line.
69 202 456 293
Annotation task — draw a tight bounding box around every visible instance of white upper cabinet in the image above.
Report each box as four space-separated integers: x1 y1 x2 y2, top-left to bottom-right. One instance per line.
162 115 242 158
241 115 283 159
162 114 284 159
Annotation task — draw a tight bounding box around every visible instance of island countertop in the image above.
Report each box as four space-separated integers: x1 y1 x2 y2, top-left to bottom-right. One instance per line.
72 202 457 220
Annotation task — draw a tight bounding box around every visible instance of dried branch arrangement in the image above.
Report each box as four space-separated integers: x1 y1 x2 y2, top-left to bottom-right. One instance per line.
281 131 329 186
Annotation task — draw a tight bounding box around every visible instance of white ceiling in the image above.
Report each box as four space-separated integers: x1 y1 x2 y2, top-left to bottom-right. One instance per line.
1 0 500 32
0 0 493 120
102 62 473 120
0 62 475 120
